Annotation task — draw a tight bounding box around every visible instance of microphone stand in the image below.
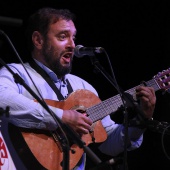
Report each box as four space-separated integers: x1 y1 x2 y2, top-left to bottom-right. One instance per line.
0 30 102 170
89 55 144 170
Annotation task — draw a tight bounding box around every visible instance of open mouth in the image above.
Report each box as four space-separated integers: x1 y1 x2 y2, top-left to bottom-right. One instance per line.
62 53 72 63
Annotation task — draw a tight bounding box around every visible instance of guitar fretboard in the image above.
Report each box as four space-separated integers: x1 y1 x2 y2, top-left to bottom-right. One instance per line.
88 78 160 123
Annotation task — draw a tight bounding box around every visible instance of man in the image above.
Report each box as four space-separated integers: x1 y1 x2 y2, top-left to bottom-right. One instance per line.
0 7 156 170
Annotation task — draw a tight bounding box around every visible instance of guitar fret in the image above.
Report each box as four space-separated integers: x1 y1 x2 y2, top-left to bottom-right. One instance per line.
88 94 123 122
145 79 160 91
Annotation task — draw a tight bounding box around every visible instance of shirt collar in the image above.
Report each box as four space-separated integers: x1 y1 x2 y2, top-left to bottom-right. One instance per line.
33 58 67 84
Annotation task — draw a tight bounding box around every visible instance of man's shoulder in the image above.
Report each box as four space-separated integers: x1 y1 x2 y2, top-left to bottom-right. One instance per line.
7 62 28 68
66 73 98 96
66 73 86 82
6 62 32 74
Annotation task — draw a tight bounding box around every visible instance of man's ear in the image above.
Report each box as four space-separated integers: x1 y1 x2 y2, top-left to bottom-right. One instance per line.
32 31 43 49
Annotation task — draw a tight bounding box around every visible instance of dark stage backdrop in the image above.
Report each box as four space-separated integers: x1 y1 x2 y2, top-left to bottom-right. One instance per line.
0 0 170 169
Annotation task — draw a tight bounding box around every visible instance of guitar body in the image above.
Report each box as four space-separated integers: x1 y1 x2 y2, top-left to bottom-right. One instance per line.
21 89 107 170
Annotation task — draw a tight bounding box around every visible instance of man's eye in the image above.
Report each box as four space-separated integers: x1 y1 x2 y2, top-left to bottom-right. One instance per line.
59 35 66 40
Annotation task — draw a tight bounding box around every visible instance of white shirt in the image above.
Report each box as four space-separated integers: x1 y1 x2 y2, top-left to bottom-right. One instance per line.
0 62 144 169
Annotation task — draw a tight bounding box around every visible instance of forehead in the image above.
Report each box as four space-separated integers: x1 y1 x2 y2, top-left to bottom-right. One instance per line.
49 19 77 34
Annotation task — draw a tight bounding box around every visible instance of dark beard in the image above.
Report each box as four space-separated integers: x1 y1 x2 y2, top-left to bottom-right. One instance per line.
42 42 72 77
52 58 72 77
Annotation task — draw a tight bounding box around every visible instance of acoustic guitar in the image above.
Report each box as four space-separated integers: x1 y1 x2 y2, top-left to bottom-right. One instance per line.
19 68 170 170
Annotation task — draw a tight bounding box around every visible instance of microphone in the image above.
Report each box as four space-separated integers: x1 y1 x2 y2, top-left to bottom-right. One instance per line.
74 45 104 58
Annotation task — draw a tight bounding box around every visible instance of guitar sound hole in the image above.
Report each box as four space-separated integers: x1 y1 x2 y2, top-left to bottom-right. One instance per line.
74 105 86 114
76 109 85 113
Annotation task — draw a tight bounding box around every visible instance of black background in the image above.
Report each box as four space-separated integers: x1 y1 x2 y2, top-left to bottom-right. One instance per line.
1 0 170 169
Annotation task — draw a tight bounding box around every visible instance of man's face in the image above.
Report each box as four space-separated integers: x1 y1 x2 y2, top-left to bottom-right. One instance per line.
41 19 77 77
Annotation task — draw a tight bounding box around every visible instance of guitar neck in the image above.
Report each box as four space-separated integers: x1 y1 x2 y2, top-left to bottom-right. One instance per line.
87 78 160 123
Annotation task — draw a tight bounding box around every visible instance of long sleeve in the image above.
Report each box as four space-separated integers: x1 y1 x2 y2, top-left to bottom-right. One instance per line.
98 115 144 156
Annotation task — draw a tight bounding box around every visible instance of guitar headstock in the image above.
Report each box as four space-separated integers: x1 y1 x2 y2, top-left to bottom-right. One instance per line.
154 68 170 91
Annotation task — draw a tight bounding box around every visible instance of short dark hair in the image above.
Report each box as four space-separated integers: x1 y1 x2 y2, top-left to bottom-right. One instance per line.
25 7 76 51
